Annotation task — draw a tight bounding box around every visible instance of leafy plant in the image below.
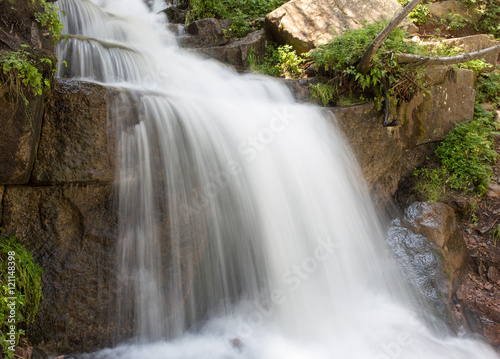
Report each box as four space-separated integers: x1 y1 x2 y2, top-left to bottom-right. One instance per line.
187 0 285 37
413 104 499 200
476 69 500 105
435 105 498 195
413 167 448 202
463 0 500 38
446 13 471 31
0 45 52 97
310 83 336 106
396 0 430 25
309 20 427 110
0 232 43 359
33 0 64 44
247 43 304 78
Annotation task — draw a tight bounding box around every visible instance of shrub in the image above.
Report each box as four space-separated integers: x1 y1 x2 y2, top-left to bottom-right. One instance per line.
247 43 304 78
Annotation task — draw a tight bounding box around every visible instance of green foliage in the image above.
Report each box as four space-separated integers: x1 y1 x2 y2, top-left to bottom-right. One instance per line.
413 104 499 200
396 0 430 25
33 0 64 44
310 83 336 106
187 0 285 37
0 45 52 97
247 43 304 78
412 167 448 202
435 105 498 195
463 0 500 38
0 232 43 358
476 69 500 105
446 13 471 31
309 20 425 110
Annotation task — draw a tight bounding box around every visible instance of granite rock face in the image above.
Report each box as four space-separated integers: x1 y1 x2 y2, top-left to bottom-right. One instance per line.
31 80 119 184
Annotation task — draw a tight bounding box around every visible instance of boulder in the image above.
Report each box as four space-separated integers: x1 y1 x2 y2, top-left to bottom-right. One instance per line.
443 34 500 68
31 80 119 184
265 0 403 53
387 202 468 324
329 67 476 207
191 30 267 67
181 18 232 48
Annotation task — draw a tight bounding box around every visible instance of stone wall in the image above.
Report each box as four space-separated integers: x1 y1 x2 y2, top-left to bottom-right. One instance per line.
0 80 125 354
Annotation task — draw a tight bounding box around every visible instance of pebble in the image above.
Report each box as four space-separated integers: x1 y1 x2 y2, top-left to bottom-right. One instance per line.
485 283 494 291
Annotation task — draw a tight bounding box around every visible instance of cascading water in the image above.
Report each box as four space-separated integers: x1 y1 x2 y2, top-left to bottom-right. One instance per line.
55 0 499 358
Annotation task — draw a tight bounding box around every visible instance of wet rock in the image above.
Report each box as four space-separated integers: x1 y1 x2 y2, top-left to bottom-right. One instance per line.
387 202 468 326
1 185 121 353
192 30 267 67
265 0 403 53
164 6 187 24
181 18 232 48
31 80 119 184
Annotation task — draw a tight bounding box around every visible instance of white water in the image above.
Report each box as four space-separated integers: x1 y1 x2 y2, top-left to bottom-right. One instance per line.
56 0 499 358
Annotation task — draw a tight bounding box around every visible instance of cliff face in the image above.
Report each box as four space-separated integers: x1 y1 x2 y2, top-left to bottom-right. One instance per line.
0 0 56 184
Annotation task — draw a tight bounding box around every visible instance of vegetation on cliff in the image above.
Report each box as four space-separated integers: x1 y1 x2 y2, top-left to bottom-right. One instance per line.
0 233 43 359
412 70 500 201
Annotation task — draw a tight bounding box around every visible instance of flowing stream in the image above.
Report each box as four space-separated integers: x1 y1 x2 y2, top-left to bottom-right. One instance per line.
55 0 499 358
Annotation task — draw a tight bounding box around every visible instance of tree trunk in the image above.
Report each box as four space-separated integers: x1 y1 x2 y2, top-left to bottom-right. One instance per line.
358 0 424 73
396 44 500 67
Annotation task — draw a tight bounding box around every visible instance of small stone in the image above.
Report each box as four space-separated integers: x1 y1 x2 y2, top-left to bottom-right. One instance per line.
481 103 495 112
485 282 494 291
486 183 500 198
488 266 499 282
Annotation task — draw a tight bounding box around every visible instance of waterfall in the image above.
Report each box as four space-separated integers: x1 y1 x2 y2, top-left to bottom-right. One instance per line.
55 0 499 358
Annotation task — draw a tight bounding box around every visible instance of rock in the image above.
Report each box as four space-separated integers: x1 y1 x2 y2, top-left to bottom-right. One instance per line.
387 202 468 325
403 202 468 282
1 185 121 353
328 67 476 207
443 35 500 68
265 0 403 53
429 1 482 23
31 80 119 184
486 183 500 198
480 102 496 112
164 6 187 24
191 30 267 67
0 85 45 185
181 18 232 48
488 266 499 282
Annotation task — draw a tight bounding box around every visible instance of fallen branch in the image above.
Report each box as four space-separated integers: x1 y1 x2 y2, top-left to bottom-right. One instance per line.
358 0 424 73
395 44 500 67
